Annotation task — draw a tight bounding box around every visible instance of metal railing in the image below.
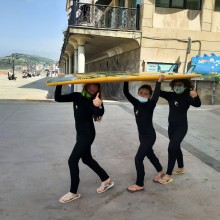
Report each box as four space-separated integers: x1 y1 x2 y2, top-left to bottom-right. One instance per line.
68 2 140 30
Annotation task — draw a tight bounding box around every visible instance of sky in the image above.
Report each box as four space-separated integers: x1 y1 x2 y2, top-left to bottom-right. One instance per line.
0 0 67 61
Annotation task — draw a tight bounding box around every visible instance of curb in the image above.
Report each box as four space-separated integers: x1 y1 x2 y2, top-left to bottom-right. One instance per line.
0 99 56 103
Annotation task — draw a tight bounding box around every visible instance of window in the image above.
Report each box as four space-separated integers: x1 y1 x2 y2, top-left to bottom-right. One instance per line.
171 0 184 8
156 0 169 8
156 0 201 10
215 0 220 11
186 0 201 10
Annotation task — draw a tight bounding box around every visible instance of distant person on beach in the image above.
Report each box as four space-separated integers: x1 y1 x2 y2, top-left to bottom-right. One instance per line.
8 71 16 80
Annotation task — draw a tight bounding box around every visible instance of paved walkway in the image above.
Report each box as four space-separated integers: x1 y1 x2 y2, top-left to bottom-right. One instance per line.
0 74 220 220
0 74 55 101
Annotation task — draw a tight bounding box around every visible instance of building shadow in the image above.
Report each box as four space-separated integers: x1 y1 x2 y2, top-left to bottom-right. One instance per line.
19 77 55 99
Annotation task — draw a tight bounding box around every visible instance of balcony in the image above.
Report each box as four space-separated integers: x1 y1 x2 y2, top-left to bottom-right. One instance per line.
68 2 140 31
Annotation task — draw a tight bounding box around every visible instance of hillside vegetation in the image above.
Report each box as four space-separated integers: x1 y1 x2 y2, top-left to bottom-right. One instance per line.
0 53 56 69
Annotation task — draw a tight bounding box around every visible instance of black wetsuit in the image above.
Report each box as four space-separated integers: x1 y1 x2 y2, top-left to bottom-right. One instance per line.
160 90 201 175
55 86 109 193
123 82 163 187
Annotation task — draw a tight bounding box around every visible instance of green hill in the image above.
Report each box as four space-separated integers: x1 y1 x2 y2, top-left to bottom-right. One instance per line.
0 53 56 69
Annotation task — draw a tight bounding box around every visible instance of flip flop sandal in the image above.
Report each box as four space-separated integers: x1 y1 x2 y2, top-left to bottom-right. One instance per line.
59 192 81 204
153 173 165 183
97 181 114 194
127 186 144 193
173 170 185 175
159 178 173 185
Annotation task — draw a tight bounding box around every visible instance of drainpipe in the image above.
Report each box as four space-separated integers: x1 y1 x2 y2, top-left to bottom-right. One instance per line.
136 4 140 30
183 37 192 74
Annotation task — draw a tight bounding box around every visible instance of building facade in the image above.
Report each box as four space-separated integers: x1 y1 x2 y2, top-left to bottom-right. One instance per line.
59 0 220 104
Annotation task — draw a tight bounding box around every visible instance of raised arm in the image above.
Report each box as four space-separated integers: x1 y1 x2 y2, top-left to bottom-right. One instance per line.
123 82 139 106
159 88 172 101
151 74 165 103
54 86 76 102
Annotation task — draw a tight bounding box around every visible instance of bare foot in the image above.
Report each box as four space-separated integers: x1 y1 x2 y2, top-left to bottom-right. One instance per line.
153 171 164 182
127 184 144 192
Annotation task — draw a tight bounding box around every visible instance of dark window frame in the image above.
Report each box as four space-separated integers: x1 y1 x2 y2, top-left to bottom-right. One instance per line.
156 0 202 10
214 0 220 11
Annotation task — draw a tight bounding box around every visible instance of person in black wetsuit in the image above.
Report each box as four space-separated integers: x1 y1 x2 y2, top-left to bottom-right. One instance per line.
159 78 201 184
123 75 165 192
55 83 114 203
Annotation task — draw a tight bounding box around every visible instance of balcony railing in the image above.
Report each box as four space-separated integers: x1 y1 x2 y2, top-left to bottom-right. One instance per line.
68 2 140 30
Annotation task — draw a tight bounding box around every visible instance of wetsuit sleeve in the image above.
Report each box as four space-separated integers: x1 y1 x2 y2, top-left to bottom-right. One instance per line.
92 103 105 116
151 82 161 103
188 95 201 107
54 86 76 102
123 82 139 106
159 90 172 101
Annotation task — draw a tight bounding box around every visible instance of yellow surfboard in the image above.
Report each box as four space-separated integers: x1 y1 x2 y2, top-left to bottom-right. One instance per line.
46 72 201 86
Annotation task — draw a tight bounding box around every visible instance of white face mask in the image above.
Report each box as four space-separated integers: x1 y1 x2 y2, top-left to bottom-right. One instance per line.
137 95 149 103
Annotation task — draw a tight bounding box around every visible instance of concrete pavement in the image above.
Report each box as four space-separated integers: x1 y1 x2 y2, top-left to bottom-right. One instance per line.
0 74 55 101
0 74 220 220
